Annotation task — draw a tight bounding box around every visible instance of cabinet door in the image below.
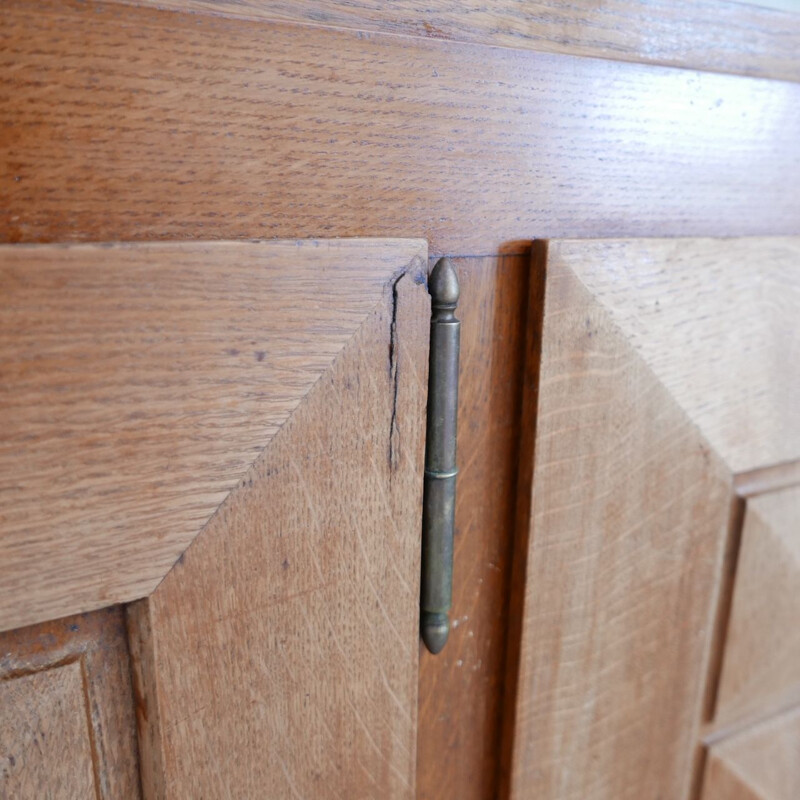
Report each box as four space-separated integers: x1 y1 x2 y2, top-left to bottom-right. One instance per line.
504 238 800 800
0 238 429 798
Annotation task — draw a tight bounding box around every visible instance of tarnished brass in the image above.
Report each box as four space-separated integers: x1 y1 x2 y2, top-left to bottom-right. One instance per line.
421 257 460 655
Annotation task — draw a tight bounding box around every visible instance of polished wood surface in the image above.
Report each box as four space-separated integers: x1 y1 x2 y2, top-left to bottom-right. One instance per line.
0 607 141 798
546 238 800 473
703 705 800 800
417 254 528 800
118 0 800 82
0 239 424 632
504 246 733 800
4 2 800 253
712 487 800 730
127 268 429 798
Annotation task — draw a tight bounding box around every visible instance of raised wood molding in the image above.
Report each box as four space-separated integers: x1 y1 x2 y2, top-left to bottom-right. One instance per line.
702 704 800 800
735 459 800 497
545 238 800 474
4 2 800 253
0 664 98 797
0 238 426 632
712 486 800 731
0 607 141 798
116 0 800 83
127 266 429 798
504 242 734 800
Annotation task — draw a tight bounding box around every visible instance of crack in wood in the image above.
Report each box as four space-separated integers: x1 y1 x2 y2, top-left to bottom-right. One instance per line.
388 271 403 473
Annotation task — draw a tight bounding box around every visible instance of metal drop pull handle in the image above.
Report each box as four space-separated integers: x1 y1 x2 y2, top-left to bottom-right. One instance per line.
420 258 460 654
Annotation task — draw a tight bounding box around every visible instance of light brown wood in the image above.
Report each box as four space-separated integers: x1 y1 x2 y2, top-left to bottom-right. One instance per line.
504 246 733 800
126 606 164 800
4 2 800 253
703 705 800 800
116 0 800 82
545 238 800 474
0 663 96 799
417 254 528 800
0 607 141 798
703 756 763 800
127 265 429 798
735 459 800 497
3 2 799 795
712 486 800 730
0 238 425 632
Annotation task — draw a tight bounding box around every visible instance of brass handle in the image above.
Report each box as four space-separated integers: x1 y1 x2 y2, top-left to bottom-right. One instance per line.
420 258 460 654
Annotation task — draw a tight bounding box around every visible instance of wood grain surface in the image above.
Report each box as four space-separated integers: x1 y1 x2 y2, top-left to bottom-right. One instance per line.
417 254 528 800
712 486 800 730
0 607 141 798
702 705 800 800
4 1 800 253
117 0 800 82
0 663 96 799
127 267 429 798
504 250 733 800
4 1 799 795
546 238 800 474
0 238 424 632
702 758 763 800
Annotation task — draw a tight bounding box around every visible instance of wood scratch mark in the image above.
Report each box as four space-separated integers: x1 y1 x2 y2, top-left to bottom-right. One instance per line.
347 696 413 792
287 455 328 586
303 437 414 729
278 753 307 800
351 510 412 660
368 454 413 595
201 719 234 800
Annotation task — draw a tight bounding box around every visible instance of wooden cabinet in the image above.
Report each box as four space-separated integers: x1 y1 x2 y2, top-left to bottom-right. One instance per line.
1 239 429 797
2 2 800 798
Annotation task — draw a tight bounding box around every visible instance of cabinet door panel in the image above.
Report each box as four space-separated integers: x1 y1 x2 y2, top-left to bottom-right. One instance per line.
504 237 800 800
504 241 732 800
124 248 429 798
714 487 800 728
0 608 141 799
0 665 97 798
1 238 429 797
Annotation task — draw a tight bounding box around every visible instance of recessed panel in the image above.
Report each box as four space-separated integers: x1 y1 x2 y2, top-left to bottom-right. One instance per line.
0 663 96 798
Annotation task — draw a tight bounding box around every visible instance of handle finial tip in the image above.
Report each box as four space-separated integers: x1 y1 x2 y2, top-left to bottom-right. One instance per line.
428 257 460 307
